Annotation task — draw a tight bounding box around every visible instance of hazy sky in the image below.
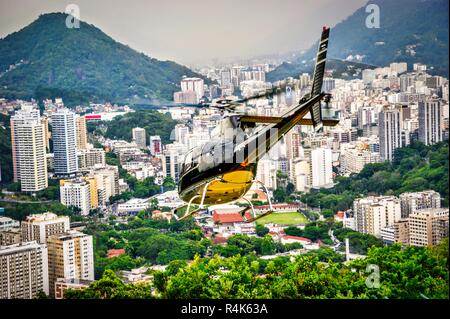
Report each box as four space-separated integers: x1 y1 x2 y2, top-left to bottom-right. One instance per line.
0 0 366 67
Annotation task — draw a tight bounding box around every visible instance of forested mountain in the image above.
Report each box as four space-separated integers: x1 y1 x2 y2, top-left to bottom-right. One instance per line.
268 0 449 81
0 13 205 106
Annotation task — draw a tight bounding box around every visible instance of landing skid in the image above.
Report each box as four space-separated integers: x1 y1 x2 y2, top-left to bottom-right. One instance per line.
171 179 275 223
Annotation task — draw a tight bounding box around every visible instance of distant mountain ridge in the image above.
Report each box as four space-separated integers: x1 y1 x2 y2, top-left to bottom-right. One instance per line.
268 0 449 81
0 13 206 106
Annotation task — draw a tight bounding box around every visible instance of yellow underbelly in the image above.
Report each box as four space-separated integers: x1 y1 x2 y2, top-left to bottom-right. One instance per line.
182 169 255 205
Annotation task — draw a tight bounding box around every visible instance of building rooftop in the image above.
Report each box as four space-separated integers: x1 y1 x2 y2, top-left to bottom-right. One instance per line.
24 212 67 222
107 248 126 258
213 211 252 224
281 235 312 244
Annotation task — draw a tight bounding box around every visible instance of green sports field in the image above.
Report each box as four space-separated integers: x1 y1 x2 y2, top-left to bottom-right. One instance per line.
256 212 309 225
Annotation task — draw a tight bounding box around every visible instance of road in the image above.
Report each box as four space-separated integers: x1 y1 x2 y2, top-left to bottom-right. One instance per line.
0 197 55 204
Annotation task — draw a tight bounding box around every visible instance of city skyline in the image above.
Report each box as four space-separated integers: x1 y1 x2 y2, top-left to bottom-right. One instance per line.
0 0 448 303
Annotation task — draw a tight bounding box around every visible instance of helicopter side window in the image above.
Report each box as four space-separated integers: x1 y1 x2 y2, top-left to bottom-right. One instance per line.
181 149 194 175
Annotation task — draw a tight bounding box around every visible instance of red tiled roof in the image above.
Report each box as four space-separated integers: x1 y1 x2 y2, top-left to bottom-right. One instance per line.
281 235 312 243
213 211 252 223
213 236 228 244
107 249 126 258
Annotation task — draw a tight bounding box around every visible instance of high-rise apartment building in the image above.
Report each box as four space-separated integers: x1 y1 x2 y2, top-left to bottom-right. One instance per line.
161 148 180 182
149 136 162 156
299 73 310 88
285 130 301 160
89 164 119 205
340 146 380 174
418 97 443 145
47 230 94 297
353 196 402 237
51 109 78 176
0 241 49 299
77 148 106 169
132 127 146 149
310 148 333 188
409 208 449 247
399 190 441 218
181 77 204 99
379 106 403 161
75 115 88 150
10 106 48 191
21 212 70 244
60 179 92 215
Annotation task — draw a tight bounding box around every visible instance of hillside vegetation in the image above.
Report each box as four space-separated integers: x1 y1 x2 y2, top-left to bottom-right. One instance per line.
268 0 449 81
0 13 205 105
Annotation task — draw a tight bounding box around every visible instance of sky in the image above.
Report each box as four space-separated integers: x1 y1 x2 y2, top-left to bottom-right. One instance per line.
0 0 366 67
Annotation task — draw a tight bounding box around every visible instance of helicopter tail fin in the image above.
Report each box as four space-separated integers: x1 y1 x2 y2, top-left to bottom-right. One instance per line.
309 26 330 131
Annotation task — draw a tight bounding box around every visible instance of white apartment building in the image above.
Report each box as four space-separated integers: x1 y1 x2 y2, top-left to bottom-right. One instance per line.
340 145 380 174
117 198 151 214
0 241 49 299
21 212 70 244
418 97 443 145
310 148 333 189
10 104 40 182
132 127 146 149
10 106 48 191
60 179 92 215
51 109 78 175
291 159 310 192
399 190 441 218
378 106 403 161
47 230 94 298
0 216 20 231
256 156 278 190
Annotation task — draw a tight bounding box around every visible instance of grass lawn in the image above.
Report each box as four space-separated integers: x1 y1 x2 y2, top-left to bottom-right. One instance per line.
256 212 309 225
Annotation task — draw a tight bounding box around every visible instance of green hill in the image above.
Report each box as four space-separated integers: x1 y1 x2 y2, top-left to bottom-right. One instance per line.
268 0 449 81
0 114 13 183
94 110 178 145
0 13 206 106
267 58 377 82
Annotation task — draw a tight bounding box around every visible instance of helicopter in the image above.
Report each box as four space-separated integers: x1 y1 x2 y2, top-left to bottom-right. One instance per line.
173 26 338 223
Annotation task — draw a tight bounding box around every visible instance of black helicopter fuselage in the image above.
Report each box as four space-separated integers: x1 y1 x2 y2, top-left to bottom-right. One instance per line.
178 93 325 205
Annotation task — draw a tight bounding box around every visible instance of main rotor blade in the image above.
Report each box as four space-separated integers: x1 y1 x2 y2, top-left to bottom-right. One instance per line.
239 115 339 127
217 80 298 109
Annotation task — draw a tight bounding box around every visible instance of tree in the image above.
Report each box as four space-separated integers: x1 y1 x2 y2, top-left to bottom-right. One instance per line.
255 224 269 237
64 269 153 299
163 176 176 191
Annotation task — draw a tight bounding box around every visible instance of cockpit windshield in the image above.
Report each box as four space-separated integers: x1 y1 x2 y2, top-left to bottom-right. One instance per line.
181 147 201 176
